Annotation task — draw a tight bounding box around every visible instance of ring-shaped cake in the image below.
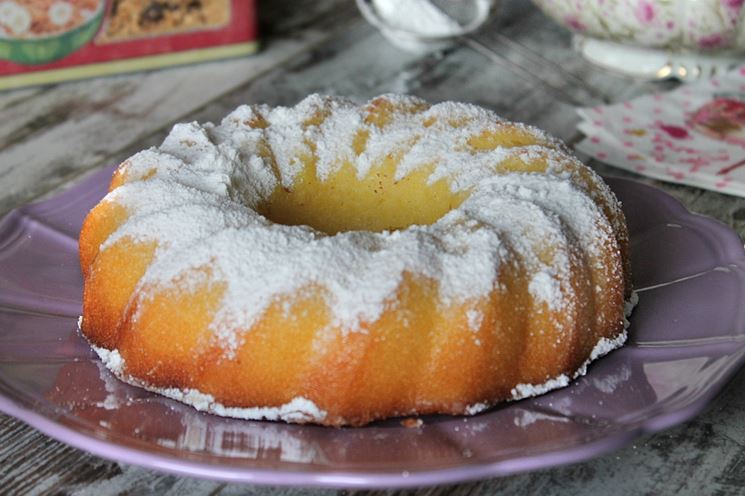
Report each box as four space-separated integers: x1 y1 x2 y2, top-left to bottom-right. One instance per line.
79 94 634 426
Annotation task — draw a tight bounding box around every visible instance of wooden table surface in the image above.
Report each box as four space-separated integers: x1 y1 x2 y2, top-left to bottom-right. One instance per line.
2 1 745 494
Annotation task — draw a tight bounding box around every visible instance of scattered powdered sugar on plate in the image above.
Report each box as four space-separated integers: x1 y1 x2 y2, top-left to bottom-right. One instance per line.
464 402 490 415
155 390 326 424
87 336 327 424
513 409 571 428
623 290 640 329
96 394 120 411
93 344 124 375
511 374 573 402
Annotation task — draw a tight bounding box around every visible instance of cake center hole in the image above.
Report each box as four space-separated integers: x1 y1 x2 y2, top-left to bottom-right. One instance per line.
257 160 467 235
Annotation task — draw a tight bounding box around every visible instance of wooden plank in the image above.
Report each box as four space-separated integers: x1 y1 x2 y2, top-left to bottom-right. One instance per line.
0 87 46 111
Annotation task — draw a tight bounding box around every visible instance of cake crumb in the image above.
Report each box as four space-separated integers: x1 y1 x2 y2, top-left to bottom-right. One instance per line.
401 417 424 428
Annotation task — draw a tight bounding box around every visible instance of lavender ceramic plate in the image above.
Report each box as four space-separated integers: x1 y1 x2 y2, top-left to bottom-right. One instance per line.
1 167 745 488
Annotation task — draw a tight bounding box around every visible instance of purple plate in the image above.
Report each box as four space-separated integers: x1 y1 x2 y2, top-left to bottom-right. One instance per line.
1 167 745 489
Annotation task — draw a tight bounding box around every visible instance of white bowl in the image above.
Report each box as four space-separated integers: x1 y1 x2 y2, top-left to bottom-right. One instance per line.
356 0 495 53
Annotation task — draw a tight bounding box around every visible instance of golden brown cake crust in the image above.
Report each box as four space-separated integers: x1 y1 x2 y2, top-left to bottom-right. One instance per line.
79 95 632 426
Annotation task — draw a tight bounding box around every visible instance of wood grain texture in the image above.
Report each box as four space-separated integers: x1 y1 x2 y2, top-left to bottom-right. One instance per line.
2 0 745 495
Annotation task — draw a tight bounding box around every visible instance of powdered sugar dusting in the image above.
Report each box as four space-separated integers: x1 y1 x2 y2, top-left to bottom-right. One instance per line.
155 389 326 424
464 402 489 415
94 345 124 375
529 271 562 310
94 94 627 358
623 290 640 328
511 373 572 401
466 308 483 331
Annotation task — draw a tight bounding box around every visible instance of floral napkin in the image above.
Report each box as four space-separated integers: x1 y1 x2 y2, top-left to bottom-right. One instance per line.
576 66 745 196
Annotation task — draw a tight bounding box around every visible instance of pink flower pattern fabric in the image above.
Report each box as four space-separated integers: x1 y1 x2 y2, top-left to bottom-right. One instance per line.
577 66 745 196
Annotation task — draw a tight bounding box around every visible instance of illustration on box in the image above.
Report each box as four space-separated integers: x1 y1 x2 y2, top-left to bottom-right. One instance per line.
0 0 232 65
688 96 745 147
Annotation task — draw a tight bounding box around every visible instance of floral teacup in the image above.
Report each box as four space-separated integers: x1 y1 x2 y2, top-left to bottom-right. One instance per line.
531 0 745 79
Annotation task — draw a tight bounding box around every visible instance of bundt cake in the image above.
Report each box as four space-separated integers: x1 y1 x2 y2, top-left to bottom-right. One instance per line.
79 94 635 426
